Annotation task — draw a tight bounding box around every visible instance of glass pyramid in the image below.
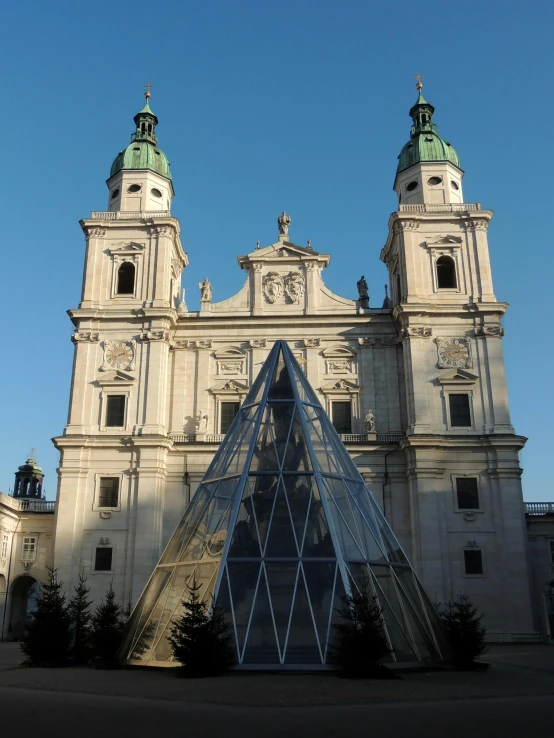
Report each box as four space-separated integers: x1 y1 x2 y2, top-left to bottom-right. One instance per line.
121 341 448 667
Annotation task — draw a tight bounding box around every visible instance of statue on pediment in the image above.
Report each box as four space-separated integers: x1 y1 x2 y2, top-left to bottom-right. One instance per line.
199 277 212 302
277 211 291 236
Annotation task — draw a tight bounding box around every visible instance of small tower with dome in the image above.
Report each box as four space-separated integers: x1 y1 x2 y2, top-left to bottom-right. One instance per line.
13 450 44 500
395 75 464 206
107 84 174 213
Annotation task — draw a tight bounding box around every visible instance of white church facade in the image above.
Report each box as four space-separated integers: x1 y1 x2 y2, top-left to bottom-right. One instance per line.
2 84 553 643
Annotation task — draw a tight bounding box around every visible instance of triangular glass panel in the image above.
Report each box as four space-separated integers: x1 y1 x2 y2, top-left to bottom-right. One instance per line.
265 478 298 557
122 341 447 668
241 566 280 664
284 567 321 664
226 561 261 659
265 562 298 659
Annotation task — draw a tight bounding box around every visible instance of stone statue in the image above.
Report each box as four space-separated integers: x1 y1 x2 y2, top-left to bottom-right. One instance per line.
357 275 369 308
277 211 291 236
199 277 212 302
365 409 376 433
195 410 208 433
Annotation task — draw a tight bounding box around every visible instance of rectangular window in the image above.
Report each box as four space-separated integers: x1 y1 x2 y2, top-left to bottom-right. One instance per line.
94 547 113 572
1 534 8 559
332 401 352 434
21 536 37 562
449 394 471 427
220 402 240 435
98 477 119 508
456 478 479 510
105 395 126 427
464 549 483 575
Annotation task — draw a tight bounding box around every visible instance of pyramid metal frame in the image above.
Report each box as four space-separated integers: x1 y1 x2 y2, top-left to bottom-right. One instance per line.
121 341 448 667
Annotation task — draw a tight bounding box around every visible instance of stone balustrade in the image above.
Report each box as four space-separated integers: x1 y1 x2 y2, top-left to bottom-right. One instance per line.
91 210 172 220
525 502 554 516
399 203 481 213
0 492 55 513
169 432 404 445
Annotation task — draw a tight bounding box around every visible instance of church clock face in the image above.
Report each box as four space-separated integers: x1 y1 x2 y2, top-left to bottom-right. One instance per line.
103 340 135 371
436 338 470 368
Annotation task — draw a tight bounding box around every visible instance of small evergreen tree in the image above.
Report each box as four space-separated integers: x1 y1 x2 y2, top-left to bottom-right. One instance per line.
329 583 394 678
68 574 92 665
437 593 487 668
168 577 234 677
90 583 124 669
20 567 71 667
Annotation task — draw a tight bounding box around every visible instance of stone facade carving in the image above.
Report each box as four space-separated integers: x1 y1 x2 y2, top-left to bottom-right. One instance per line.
219 361 243 374
394 220 419 234
252 262 263 272
365 410 376 433
199 277 212 302
462 220 488 231
101 340 136 371
170 340 188 350
84 228 106 239
436 338 472 369
192 340 212 349
72 332 100 343
327 360 351 374
475 325 505 337
195 410 208 433
249 339 267 348
357 276 369 308
400 327 433 340
140 331 169 342
284 272 305 303
381 336 402 346
303 338 320 348
277 211 291 235
150 226 173 237
358 337 376 347
263 272 284 303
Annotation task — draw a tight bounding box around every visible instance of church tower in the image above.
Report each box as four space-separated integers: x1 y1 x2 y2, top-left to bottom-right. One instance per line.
53 89 188 603
380 80 534 639
14 451 44 499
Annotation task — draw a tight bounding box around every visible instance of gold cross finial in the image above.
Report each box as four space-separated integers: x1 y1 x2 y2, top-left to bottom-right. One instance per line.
413 73 424 91
143 81 154 100
29 448 36 460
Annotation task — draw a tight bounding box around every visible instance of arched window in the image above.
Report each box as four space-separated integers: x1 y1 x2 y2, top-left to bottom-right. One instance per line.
117 262 135 295
436 255 457 289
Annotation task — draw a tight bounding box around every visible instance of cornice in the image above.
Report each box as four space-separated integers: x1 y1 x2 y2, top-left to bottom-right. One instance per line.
399 434 527 451
53 434 174 450
393 302 508 320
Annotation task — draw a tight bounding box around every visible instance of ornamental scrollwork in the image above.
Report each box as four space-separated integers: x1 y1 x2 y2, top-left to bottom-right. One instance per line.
400 327 432 340
358 337 376 347
140 331 170 342
284 272 305 304
462 220 488 231
150 226 173 237
249 339 267 348
263 272 284 304
381 336 402 346
72 332 100 343
85 228 106 239
475 325 505 337
303 338 320 348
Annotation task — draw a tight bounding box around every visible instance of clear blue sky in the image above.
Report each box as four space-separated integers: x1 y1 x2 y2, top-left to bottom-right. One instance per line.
1 0 552 500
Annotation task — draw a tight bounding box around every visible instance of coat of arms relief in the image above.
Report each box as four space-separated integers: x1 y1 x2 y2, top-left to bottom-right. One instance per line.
262 271 306 305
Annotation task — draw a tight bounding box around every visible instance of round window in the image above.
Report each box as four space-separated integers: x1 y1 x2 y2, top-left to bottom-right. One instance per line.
406 181 418 192
151 188 162 198
111 188 119 199
127 184 141 193
428 176 442 185
451 180 460 190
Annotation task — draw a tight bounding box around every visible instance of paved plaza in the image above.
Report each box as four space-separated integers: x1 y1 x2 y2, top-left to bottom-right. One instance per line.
1 643 553 737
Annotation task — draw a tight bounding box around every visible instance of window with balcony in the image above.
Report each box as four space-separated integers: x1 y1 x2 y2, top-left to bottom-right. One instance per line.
98 478 119 508
220 402 240 435
331 401 352 434
456 478 479 510
94 547 113 572
464 549 483 576
21 536 37 562
105 395 126 427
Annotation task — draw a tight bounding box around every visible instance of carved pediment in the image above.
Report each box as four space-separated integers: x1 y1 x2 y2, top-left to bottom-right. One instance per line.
213 346 246 360
108 242 144 254
97 370 136 386
437 368 479 385
425 235 462 248
320 378 360 394
322 344 356 358
210 379 249 394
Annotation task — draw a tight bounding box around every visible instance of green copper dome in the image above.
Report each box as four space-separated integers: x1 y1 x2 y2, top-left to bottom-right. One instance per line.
396 90 461 174
109 97 172 181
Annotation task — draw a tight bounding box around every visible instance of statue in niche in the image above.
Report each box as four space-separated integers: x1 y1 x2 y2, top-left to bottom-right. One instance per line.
365 409 376 433
199 277 212 302
277 211 291 236
357 275 369 308
195 410 208 433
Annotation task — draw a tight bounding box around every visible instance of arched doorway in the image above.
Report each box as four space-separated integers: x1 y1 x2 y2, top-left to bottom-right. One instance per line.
545 581 554 639
8 576 38 641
